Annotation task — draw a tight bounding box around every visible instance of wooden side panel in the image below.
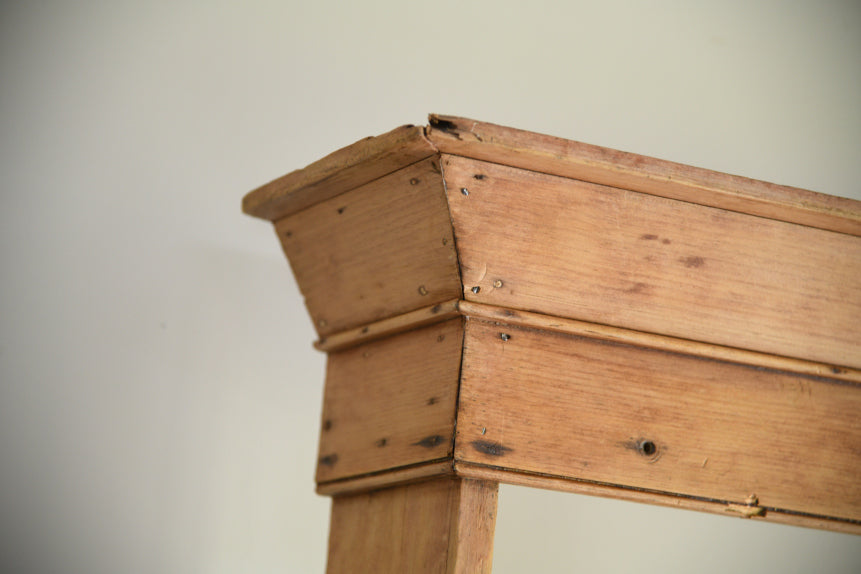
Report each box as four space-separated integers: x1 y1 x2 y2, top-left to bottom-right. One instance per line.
275 157 461 336
326 478 498 574
455 319 861 523
316 319 463 484
243 124 436 221
443 155 861 369
428 114 861 235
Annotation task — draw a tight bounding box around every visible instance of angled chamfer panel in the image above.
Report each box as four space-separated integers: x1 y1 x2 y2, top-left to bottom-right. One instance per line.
274 157 461 336
442 154 861 369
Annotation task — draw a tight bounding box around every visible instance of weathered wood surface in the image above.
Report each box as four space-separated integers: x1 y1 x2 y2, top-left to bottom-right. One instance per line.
275 157 460 336
454 461 860 535
315 299 460 353
428 114 861 236
316 319 463 484
455 319 861 524
243 124 436 221
443 155 861 369
457 301 861 384
326 477 498 574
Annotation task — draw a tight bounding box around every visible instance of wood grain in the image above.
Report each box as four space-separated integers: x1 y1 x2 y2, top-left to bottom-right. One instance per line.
275 157 461 336
455 319 861 522
316 319 463 484
454 462 861 535
428 114 861 236
326 477 498 574
316 460 454 496
243 124 436 221
443 155 861 369
315 299 460 353
457 301 861 384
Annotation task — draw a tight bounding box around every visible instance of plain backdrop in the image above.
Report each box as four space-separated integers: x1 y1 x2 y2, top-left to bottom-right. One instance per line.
1 1 860 573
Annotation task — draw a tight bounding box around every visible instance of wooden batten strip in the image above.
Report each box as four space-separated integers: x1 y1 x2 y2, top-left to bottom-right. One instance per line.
315 299 461 352
457 301 861 384
453 462 861 536
428 114 861 236
316 460 454 496
243 124 437 221
314 299 860 384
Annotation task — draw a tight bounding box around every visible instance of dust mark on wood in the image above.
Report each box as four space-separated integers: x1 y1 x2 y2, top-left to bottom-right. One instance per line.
640 234 659 241
680 256 705 268
414 435 445 448
319 454 338 466
624 282 649 294
471 440 512 457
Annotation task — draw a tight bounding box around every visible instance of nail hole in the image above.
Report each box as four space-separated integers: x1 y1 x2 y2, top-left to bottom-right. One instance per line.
471 286 481 294
410 178 420 185
639 440 657 456
337 207 345 214
461 187 469 196
493 279 503 288
500 333 511 341
418 285 428 296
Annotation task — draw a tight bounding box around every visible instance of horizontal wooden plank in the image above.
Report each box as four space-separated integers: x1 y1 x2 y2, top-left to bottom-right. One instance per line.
317 319 463 484
454 462 861 535
275 157 461 336
428 114 861 236
243 124 437 221
456 301 861 385
443 155 861 369
455 319 861 523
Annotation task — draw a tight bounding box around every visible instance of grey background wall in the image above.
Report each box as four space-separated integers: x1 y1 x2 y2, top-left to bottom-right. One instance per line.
1 1 859 572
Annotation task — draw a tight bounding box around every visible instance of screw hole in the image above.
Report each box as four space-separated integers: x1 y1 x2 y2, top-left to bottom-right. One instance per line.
639 440 657 456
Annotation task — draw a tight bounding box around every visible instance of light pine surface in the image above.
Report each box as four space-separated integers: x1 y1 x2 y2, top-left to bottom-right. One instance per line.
316 319 463 484
456 319 861 525
427 114 861 236
274 157 460 337
242 115 861 572
442 154 861 370
326 478 497 574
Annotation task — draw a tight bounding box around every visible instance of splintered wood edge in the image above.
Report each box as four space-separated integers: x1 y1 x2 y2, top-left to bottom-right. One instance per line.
242 124 437 221
427 114 861 236
452 462 861 535
314 299 861 384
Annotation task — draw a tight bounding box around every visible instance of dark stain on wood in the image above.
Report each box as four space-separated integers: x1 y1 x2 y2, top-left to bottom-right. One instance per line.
471 440 512 457
429 117 461 139
376 438 387 448
414 435 445 448
323 419 333 431
624 282 649 294
427 397 438 405
319 453 338 466
474 174 486 180
431 304 442 314
640 233 659 240
680 256 706 268
662 238 672 244
360 326 369 334
337 206 346 214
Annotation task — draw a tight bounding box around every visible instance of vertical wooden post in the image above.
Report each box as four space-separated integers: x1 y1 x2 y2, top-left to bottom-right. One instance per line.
326 477 498 574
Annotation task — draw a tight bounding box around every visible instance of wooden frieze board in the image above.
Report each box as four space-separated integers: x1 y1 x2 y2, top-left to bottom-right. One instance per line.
243 115 861 536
